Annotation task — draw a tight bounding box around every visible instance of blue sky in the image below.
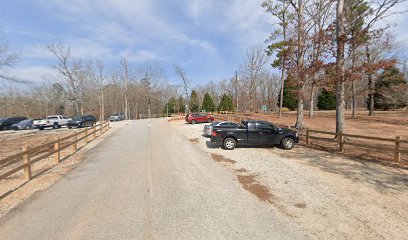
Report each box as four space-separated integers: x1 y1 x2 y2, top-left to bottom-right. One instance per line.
1 0 408 86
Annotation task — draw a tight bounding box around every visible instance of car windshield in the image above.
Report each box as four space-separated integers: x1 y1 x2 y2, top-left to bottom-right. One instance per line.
18 119 32 124
0 118 6 124
73 116 85 121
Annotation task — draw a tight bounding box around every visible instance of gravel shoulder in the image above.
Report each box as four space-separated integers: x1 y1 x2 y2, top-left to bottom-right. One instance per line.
170 120 408 240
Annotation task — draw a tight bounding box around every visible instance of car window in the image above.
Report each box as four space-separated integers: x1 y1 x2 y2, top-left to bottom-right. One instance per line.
247 122 257 130
219 122 230 127
47 116 58 120
258 122 273 130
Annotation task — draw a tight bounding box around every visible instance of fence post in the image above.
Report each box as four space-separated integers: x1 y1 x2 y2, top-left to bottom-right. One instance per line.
85 127 89 144
306 128 310 145
394 136 401 162
54 137 60 164
72 131 78 152
22 146 31 180
339 133 344 152
100 122 103 135
93 125 96 139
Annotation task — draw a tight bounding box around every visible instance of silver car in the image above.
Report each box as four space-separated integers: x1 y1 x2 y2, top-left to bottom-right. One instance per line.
109 113 126 121
203 122 240 137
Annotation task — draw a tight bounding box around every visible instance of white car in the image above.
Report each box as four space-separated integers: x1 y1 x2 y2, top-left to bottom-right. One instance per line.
34 115 71 130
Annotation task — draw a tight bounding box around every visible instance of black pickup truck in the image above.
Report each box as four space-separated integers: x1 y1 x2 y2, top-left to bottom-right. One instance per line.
211 120 299 150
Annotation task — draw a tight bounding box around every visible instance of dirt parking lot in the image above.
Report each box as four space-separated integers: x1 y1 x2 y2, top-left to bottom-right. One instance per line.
170 120 408 240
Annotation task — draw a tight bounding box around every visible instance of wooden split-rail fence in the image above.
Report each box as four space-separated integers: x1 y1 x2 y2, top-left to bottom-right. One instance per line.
0 121 111 181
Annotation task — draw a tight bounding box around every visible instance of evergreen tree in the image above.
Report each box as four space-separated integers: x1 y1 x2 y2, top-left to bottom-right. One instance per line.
190 90 200 112
217 94 234 112
277 77 297 110
178 96 185 113
317 89 336 110
201 93 216 112
373 66 408 110
163 97 177 114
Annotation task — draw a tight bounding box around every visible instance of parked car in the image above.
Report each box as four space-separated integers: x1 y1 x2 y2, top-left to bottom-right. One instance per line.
11 119 35 130
211 120 299 150
67 115 97 128
0 117 28 131
34 115 70 130
109 113 126 121
203 121 240 137
185 113 214 124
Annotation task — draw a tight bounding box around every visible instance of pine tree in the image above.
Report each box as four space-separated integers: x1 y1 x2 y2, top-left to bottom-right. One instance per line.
278 77 297 111
317 89 336 110
163 97 177 114
178 96 185 113
201 93 216 112
217 94 234 112
373 66 408 110
190 90 200 112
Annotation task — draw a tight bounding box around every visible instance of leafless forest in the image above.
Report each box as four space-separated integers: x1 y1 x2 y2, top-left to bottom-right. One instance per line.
1 0 407 132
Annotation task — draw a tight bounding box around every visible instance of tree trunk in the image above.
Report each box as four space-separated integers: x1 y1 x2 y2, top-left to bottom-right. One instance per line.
295 99 304 129
366 44 375 116
100 89 105 121
309 85 315 118
351 80 356 117
295 0 304 129
336 0 346 134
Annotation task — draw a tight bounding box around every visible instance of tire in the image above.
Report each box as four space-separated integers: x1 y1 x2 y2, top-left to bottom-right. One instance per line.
223 137 236 150
39 127 44 130
281 137 294 150
25 126 31 130
53 123 58 129
207 118 212 123
68 127 72 129
191 120 196 124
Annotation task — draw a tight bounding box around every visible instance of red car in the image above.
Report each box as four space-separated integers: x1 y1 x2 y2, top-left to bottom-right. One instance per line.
185 113 214 124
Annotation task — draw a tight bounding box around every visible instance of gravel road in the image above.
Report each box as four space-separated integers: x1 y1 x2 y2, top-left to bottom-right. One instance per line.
0 119 306 240
172 120 408 240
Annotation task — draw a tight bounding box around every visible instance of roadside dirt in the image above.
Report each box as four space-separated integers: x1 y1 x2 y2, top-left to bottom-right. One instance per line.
171 120 408 240
237 174 272 203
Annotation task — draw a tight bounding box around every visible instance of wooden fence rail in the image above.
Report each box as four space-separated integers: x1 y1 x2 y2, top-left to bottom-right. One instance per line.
213 112 407 163
0 121 110 181
305 128 407 162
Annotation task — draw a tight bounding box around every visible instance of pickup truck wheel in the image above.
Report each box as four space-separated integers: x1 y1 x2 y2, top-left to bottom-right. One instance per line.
281 137 294 150
53 123 58 129
223 137 236 150
191 120 196 124
207 118 212 123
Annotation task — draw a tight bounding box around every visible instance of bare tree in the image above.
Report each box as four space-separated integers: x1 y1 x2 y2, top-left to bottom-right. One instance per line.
89 60 106 121
120 57 130 119
47 41 86 115
174 65 190 112
241 46 268 112
0 38 18 82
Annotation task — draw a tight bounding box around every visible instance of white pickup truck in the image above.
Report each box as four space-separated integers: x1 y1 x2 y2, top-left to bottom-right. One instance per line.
34 115 71 130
